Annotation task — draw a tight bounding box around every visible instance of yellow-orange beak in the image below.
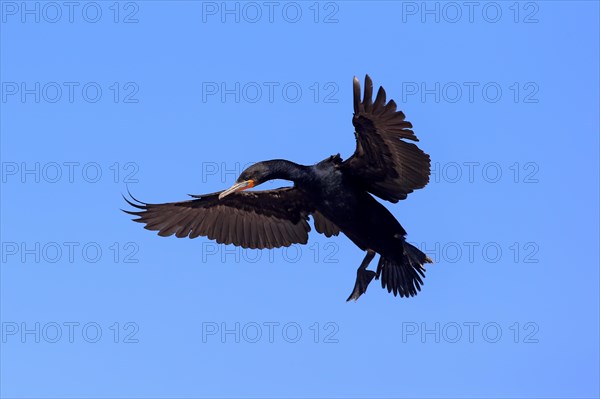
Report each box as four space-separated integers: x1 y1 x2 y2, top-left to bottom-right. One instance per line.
218 180 255 200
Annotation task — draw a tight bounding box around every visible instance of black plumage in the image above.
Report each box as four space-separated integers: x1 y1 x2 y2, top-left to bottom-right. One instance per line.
124 75 433 301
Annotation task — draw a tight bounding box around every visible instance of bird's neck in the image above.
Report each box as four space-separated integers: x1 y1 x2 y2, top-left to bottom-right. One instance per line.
262 159 310 184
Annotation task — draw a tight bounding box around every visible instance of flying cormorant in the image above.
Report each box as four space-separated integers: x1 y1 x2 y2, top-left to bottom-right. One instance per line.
124 75 432 301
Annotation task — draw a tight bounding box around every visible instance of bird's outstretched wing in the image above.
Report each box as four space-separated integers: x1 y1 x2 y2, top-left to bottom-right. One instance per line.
341 75 431 203
123 187 312 249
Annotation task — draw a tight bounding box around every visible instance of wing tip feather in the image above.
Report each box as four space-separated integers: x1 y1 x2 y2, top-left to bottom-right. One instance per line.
353 76 361 113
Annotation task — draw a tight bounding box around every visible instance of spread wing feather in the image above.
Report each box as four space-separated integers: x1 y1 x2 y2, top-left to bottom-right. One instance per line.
342 75 431 203
123 188 312 249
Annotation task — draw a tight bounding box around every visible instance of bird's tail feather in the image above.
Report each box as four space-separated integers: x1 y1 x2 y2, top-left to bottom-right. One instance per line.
376 242 432 298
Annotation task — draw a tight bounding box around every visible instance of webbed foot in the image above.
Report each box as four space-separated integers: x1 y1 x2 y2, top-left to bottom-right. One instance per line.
346 249 376 302
346 268 376 301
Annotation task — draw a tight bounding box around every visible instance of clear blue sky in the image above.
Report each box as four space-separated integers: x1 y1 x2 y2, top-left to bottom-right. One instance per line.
1 1 598 398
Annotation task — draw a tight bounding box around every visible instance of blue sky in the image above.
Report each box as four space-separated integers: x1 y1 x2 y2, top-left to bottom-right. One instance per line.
1 1 599 398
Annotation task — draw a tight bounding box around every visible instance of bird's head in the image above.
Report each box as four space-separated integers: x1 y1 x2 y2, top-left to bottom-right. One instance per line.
218 162 271 200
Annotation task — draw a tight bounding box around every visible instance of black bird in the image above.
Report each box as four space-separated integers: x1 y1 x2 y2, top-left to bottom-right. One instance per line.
124 75 432 301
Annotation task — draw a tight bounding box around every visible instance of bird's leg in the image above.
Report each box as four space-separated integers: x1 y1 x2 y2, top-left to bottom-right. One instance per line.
346 249 377 302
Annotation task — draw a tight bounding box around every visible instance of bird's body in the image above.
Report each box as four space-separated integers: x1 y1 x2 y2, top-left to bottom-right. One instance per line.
293 156 406 254
125 75 433 301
